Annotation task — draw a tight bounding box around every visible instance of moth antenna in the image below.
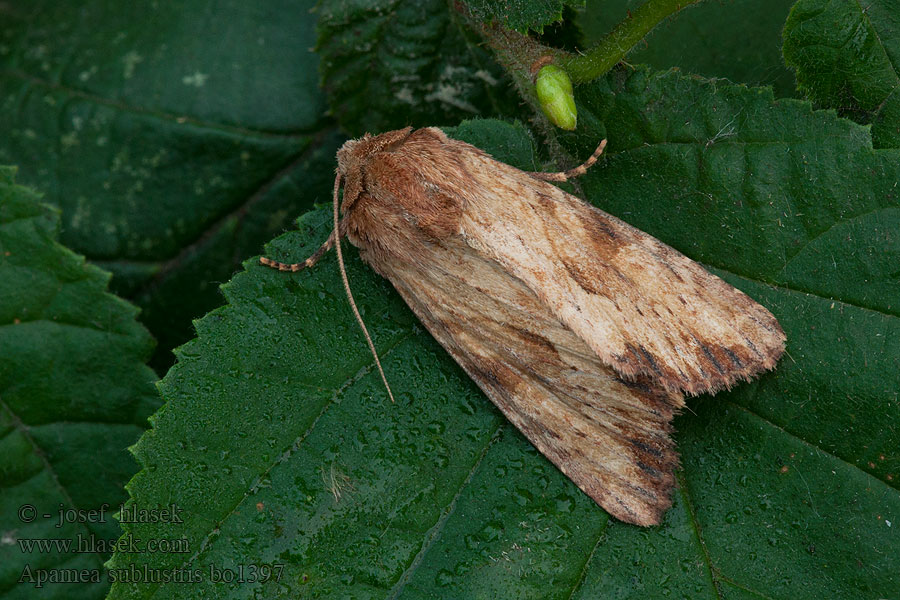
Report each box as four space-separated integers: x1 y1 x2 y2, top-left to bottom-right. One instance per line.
260 214 351 271
528 139 607 182
331 173 397 404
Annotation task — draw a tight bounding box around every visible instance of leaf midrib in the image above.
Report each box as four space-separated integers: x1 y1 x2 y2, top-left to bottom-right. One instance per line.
677 469 725 600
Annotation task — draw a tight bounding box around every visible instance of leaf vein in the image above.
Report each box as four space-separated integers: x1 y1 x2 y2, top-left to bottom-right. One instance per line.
719 576 778 600
564 517 609 600
705 261 900 320
675 469 724 599
0 397 108 567
775 206 891 279
852 0 900 85
0 68 314 139
727 401 898 492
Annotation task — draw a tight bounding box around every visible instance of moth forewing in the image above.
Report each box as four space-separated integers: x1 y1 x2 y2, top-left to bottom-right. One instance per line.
453 145 786 396
261 126 785 526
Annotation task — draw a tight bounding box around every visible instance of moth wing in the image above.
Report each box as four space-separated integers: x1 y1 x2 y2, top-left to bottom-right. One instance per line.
449 137 785 395
372 234 684 527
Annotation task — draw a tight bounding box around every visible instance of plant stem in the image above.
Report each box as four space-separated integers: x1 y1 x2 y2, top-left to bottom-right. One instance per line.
563 0 703 84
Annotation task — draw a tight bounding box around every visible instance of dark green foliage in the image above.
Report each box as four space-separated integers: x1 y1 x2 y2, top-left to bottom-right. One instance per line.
0 0 343 370
465 0 585 33
579 0 798 97
317 0 519 135
783 0 900 147
0 169 159 599
1 1 898 598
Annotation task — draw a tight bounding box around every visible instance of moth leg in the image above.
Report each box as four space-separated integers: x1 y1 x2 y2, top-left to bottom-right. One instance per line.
527 139 607 182
259 220 347 272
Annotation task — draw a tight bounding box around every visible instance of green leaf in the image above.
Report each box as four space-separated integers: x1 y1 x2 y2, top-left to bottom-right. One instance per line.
317 0 518 136
464 0 585 33
783 0 900 148
0 168 159 599
0 0 343 371
109 68 898 599
577 0 798 97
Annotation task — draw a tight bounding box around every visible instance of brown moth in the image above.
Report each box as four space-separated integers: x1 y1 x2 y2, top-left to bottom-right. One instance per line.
261 126 786 526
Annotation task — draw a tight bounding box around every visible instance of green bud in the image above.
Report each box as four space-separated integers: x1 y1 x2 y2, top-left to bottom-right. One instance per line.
535 65 577 131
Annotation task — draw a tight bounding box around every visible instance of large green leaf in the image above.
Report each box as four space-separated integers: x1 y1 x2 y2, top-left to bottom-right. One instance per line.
783 0 900 148
316 0 518 136
577 0 798 97
108 71 898 598
0 168 159 599
0 0 343 371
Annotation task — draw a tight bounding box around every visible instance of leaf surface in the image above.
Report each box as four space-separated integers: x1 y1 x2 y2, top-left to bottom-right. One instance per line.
0 168 159 599
783 0 900 147
108 70 899 599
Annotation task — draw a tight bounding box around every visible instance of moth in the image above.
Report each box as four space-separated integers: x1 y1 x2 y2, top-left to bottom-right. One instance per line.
261 126 785 526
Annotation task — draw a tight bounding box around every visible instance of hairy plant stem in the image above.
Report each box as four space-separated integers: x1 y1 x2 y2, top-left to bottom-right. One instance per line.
562 0 703 84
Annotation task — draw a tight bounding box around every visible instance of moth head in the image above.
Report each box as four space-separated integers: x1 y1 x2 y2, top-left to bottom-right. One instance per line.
335 137 362 177
336 127 414 178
